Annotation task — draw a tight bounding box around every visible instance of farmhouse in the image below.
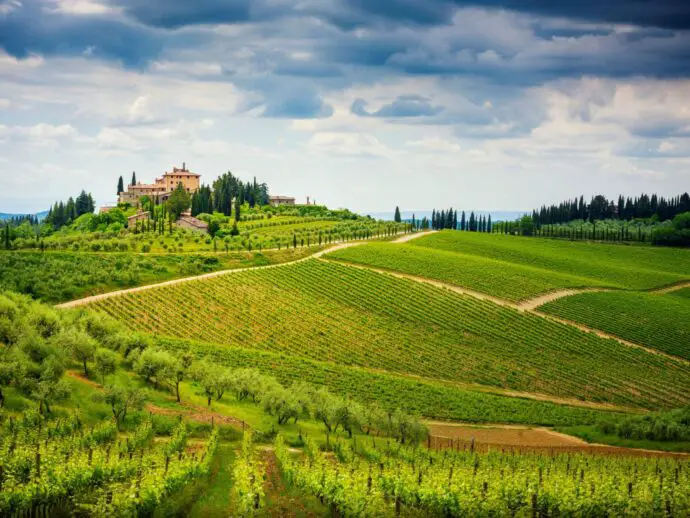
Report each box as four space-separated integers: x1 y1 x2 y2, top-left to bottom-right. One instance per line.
269 195 296 206
119 163 201 205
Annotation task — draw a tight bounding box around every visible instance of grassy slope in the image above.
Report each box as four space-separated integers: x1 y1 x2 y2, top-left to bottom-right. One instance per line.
0 248 318 303
411 231 690 290
154 335 624 426
540 291 690 360
556 425 690 453
670 287 690 299
87 260 690 410
327 242 609 301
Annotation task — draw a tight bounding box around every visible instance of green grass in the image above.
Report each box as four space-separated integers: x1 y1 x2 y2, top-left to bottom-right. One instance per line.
87 259 690 410
411 231 690 290
0 248 317 303
670 287 690 299
327 242 609 301
153 336 624 426
539 291 690 360
556 425 690 453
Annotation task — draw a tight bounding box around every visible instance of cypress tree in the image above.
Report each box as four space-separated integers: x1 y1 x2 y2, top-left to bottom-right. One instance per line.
117 176 124 195
487 215 492 233
460 211 466 231
3 223 10 250
394 206 402 223
131 171 137 186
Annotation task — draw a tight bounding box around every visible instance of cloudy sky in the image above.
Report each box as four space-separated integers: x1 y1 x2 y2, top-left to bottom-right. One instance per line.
1 0 689 214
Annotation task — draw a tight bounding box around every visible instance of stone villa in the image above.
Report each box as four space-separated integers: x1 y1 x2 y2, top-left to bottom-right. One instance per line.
119 163 200 205
269 195 296 206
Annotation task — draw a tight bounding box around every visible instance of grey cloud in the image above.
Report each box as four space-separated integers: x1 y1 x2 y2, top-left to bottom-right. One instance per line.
352 96 444 117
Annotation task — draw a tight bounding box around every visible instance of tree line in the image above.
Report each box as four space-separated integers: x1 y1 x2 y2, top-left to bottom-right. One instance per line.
191 172 269 217
533 192 690 226
403 208 494 233
45 191 96 230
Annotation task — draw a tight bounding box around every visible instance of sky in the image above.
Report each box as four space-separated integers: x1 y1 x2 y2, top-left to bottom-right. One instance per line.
1 0 689 214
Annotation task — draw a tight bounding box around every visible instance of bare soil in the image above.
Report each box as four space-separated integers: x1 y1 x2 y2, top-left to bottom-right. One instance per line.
427 422 586 447
426 422 689 458
260 449 323 517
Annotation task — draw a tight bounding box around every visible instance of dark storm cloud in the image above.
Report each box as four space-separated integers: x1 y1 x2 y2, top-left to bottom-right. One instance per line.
0 1 163 67
101 0 690 31
351 96 444 117
2 0 689 125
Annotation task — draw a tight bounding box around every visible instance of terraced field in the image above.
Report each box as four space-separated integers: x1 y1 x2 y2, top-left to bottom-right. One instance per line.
87 259 690 409
410 231 690 290
326 242 610 301
154 336 621 426
540 291 690 360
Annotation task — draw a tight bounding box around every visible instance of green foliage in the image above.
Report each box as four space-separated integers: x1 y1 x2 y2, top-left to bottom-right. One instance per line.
0 250 309 303
653 211 690 246
540 290 690 360
597 407 690 442
167 182 192 220
155 335 620 426
93 347 118 383
96 384 147 429
412 230 690 290
276 433 690 517
328 241 607 301
231 433 265 515
0 413 218 516
91 260 690 409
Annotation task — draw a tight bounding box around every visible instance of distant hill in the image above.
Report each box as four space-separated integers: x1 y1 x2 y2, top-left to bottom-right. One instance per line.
0 210 49 221
367 210 526 222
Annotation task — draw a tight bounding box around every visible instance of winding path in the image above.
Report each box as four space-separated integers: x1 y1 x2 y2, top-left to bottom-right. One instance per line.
320 258 690 364
650 280 690 294
57 229 689 365
56 231 433 309
55 241 364 309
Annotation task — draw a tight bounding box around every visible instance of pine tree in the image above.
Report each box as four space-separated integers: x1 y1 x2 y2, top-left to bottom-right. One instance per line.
394 206 402 223
117 176 124 195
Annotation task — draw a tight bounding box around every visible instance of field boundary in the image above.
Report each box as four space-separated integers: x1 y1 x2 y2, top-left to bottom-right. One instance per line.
516 288 610 311
650 280 690 294
322 257 690 365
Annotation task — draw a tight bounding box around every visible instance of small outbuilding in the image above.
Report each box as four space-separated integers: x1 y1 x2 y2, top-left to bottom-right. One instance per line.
177 215 209 233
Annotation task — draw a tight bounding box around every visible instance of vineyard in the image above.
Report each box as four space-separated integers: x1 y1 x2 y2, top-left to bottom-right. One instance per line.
276 434 690 516
0 413 217 516
539 291 690 360
410 231 690 290
154 336 621 426
0 248 315 303
86 259 690 409
10 214 408 254
326 242 610 301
